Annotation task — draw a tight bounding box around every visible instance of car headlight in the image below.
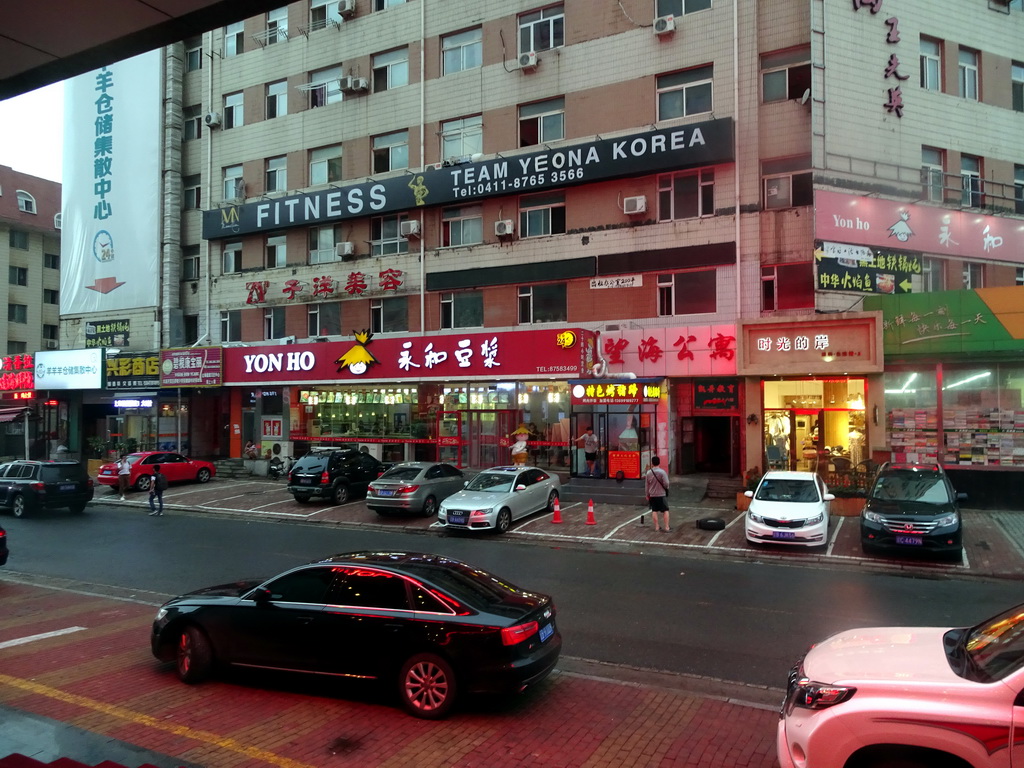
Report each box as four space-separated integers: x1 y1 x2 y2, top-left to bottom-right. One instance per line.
806 512 824 525
155 607 168 622
790 678 856 710
747 510 763 524
863 510 883 524
935 512 959 528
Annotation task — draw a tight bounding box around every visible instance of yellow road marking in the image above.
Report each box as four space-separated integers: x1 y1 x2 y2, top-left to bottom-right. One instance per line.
0 673 317 768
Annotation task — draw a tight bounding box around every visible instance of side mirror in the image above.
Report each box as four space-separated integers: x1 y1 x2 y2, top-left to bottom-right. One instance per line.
744 490 754 498
515 483 527 492
251 587 272 604
463 480 469 487
823 493 836 501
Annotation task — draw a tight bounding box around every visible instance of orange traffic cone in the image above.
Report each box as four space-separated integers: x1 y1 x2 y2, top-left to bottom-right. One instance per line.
586 499 596 525
551 497 562 524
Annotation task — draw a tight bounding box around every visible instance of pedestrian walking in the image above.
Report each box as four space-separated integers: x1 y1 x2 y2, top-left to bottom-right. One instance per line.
148 465 168 516
117 454 131 500
575 426 600 477
644 456 670 532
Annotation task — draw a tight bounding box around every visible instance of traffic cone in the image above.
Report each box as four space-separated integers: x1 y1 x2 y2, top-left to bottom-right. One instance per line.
586 499 596 525
551 497 562 524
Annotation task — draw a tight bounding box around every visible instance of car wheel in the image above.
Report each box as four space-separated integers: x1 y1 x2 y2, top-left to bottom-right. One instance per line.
293 495 311 504
136 475 153 492
69 504 87 514
421 496 438 518
545 490 558 514
495 508 512 534
176 625 213 684
864 755 931 768
398 652 457 719
11 495 27 518
196 468 211 484
332 484 350 505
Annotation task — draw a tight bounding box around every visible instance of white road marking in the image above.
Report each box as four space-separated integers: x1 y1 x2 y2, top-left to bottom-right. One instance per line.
826 517 844 556
0 626 87 650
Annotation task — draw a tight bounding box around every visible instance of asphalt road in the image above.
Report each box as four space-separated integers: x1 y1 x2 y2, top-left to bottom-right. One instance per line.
3 500 1022 689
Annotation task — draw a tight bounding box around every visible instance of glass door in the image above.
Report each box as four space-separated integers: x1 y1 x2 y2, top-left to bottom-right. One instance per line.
437 411 464 467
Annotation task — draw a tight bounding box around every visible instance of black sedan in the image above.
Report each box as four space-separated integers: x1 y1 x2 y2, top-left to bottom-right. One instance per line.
151 551 561 719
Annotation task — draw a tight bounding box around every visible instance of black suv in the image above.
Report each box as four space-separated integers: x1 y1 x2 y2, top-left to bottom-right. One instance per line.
0 460 95 518
860 462 965 560
287 448 385 504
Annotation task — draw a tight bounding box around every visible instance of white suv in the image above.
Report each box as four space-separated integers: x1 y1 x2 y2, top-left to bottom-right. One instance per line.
778 602 1024 768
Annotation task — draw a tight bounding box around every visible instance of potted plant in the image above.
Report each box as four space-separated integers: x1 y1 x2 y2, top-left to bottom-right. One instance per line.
86 436 109 478
737 466 762 511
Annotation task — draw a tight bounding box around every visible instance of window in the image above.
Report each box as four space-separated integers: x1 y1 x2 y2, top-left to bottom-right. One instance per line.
761 48 811 103
224 21 244 57
264 307 286 339
184 314 200 345
54 213 61 229
440 115 482 160
658 169 715 219
183 175 201 209
658 270 717 315
331 571 410 610
519 192 566 237
371 214 410 256
44 253 59 270
185 39 202 72
373 0 405 9
518 283 567 324
223 165 243 200
761 156 812 210
920 257 945 292
519 97 564 147
309 225 342 264
310 145 343 185
308 65 342 108
265 156 287 193
1017 267 1024 287
16 190 35 214
224 91 243 129
1016 164 1024 215
370 297 408 333
310 0 343 30
223 242 242 273
266 235 287 269
266 80 288 119
43 289 59 305
1013 63 1024 112
265 7 289 44
440 291 483 329
221 310 242 342
961 154 982 207
8 266 27 286
656 0 711 14
518 5 564 55
921 147 945 202
442 28 482 75
182 245 200 280
43 324 58 341
441 205 483 247
9 230 28 249
373 48 409 92
8 304 27 324
963 262 984 289
958 48 979 100
7 342 26 355
761 263 814 312
373 131 409 173
308 302 341 337
183 105 202 141
657 66 713 120
920 37 941 92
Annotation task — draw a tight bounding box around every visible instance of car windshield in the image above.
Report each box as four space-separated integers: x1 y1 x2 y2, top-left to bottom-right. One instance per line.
41 465 86 482
294 456 327 472
401 560 541 616
873 472 949 504
957 603 1024 681
379 466 422 481
755 478 819 503
465 473 515 493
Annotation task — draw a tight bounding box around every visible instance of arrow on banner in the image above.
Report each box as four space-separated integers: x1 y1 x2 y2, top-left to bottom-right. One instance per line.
86 277 126 294
899 279 913 293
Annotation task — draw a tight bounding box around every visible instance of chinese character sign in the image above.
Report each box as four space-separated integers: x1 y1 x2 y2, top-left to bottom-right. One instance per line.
595 325 737 377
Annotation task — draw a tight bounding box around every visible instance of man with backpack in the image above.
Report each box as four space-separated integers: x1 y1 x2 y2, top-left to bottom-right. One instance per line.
148 465 169 516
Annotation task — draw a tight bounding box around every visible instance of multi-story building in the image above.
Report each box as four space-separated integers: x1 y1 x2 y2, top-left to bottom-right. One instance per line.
58 0 1024 499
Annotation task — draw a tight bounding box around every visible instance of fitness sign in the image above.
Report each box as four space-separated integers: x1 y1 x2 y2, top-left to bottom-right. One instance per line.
202 118 734 240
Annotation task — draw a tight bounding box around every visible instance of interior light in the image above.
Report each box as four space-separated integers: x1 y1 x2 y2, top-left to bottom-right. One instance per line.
943 371 991 390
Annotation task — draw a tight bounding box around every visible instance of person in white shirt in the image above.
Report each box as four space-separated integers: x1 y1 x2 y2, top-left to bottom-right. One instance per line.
575 426 600 477
117 455 132 501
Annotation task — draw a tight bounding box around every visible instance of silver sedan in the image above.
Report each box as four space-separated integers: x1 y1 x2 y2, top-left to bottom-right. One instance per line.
366 462 465 517
438 466 561 534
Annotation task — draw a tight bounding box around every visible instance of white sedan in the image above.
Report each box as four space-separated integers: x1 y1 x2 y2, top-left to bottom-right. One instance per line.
744 470 833 547
437 466 560 534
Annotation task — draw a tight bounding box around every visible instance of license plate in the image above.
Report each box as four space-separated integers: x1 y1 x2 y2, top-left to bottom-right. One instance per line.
896 535 923 546
377 489 394 497
448 515 467 525
299 478 313 485
539 623 554 642
59 484 76 491
102 470 112 475
772 531 797 540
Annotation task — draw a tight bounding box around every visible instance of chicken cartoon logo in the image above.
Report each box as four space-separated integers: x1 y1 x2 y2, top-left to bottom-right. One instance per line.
334 329 379 375
887 211 914 243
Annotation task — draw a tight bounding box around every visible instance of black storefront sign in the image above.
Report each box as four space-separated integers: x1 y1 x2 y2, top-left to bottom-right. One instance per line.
106 353 160 390
203 118 735 239
85 319 130 348
694 378 738 411
816 245 920 295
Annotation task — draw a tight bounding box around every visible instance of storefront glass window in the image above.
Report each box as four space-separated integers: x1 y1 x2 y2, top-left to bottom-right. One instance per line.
884 367 939 463
941 363 1024 466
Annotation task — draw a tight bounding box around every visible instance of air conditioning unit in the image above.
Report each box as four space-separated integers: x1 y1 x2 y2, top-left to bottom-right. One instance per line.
204 112 222 128
400 220 420 237
337 0 356 17
653 15 676 35
623 195 648 215
279 335 297 345
339 75 368 92
335 241 355 257
494 219 515 237
518 51 538 72
45 339 58 349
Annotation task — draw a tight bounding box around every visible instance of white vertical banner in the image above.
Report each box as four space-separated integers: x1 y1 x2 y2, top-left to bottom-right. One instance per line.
61 50 161 314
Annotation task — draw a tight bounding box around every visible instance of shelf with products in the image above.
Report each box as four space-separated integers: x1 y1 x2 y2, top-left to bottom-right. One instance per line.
941 405 1024 466
887 407 939 464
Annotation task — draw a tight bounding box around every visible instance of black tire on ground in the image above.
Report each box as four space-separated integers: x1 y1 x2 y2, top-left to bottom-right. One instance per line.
398 652 457 719
196 468 212 483
495 508 512 534
861 542 878 556
69 504 87 514
696 517 726 530
136 474 153 492
11 495 27 518
332 484 350 505
421 496 437 517
293 494 311 504
176 625 213 684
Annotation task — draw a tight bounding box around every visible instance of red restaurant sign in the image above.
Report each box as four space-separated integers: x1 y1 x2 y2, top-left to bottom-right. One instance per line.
160 347 224 387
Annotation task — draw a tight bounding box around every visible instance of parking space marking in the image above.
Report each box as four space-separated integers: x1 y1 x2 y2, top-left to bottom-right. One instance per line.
0 626 86 650
0 673 317 768
826 517 844 556
193 504 322 519
707 511 745 547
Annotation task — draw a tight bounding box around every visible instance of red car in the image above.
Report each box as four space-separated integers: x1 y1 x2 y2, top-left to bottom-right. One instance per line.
97 451 216 492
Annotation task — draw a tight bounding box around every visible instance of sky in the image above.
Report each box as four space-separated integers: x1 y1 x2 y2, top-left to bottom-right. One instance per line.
0 81 65 183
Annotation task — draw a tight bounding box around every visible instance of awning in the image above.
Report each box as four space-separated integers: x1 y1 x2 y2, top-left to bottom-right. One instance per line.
0 409 27 423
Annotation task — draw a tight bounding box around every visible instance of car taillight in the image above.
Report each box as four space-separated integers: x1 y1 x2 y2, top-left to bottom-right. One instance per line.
30 482 44 491
321 471 330 484
501 621 539 646
87 478 94 488
397 484 420 495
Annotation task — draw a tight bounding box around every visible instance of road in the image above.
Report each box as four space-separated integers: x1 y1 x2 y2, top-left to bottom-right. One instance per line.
4 499 1021 690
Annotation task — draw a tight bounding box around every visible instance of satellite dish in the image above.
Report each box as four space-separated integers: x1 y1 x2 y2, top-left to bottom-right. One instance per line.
799 88 811 106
